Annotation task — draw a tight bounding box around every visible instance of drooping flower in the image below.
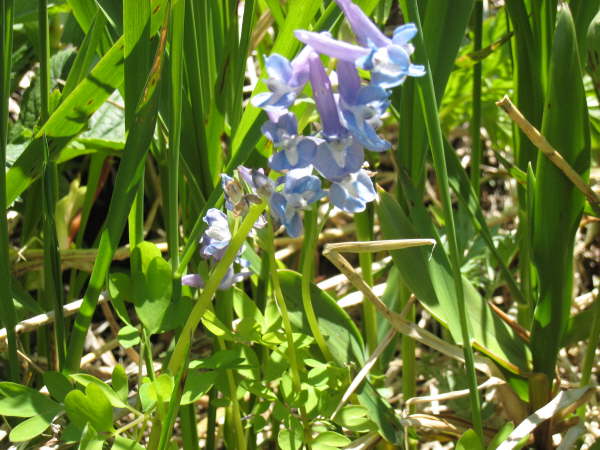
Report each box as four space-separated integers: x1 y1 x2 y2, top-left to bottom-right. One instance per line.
329 169 377 213
200 208 232 261
270 168 326 237
294 0 425 89
308 53 364 181
182 267 252 291
251 45 312 111
337 61 390 151
261 112 317 171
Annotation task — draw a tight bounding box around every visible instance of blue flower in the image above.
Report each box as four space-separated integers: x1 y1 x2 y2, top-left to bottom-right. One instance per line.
251 46 312 111
294 0 425 89
337 61 391 151
200 208 231 261
308 53 365 181
261 112 317 171
270 169 326 237
329 169 377 213
182 267 252 290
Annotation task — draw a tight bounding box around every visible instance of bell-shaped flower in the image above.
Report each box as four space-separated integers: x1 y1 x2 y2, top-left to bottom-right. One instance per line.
329 169 377 213
261 112 317 171
200 208 232 261
308 53 365 181
337 61 390 151
182 267 252 291
270 168 326 237
251 45 312 111
294 0 425 89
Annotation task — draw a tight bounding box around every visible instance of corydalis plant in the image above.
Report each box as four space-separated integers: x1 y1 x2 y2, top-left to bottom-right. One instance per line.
249 0 424 236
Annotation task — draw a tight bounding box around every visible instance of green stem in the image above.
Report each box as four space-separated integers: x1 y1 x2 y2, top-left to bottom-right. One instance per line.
355 206 377 356
301 206 333 362
406 0 484 441
167 202 266 375
581 296 600 386
0 0 19 381
470 0 483 197
264 218 303 392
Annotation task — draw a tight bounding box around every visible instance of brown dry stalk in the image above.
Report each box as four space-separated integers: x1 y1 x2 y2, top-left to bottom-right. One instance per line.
496 95 600 216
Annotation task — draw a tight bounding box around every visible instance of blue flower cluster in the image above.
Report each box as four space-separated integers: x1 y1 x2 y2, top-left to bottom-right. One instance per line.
250 0 424 237
184 0 424 291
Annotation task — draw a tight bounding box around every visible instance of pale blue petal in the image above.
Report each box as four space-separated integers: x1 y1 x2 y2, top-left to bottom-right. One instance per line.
392 23 418 46
294 30 370 62
334 0 390 48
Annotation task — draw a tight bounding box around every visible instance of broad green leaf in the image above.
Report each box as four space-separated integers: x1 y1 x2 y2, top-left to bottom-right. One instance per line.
108 272 134 325
64 383 114 433
334 405 376 433
488 422 515 450
117 325 141 349
377 192 529 374
43 371 73 402
312 431 351 447
69 374 127 408
531 4 590 377
456 429 484 450
9 411 56 442
0 382 61 418
189 350 245 370
139 380 157 412
111 365 129 403
180 371 217 405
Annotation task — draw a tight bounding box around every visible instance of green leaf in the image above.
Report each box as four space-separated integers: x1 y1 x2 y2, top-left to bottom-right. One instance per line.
43 371 73 402
132 242 172 334
180 371 217 405
117 325 141 348
278 270 403 444
334 405 376 433
189 350 245 370
79 423 105 450
139 380 157 412
64 383 114 433
112 435 145 450
69 374 127 408
488 422 514 450
108 272 134 325
0 382 61 418
377 192 529 374
9 412 55 442
111 365 129 403
312 431 351 447
456 429 484 450
277 415 304 450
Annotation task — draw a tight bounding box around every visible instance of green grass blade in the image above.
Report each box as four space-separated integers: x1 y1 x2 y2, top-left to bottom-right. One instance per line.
66 18 169 372
0 0 19 381
470 0 483 196
530 4 590 379
404 0 483 438
5 0 169 206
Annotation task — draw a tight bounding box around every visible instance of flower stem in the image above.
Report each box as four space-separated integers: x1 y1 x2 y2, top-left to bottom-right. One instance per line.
301 205 333 362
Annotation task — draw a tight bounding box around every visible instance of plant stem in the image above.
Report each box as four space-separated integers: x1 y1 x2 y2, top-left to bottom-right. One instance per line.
406 0 484 441
167 202 266 375
264 218 303 392
470 0 483 197
355 206 377 356
301 205 333 362
0 0 19 381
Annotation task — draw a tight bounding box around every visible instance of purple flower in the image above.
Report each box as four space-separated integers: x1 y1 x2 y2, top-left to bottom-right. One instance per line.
200 209 231 261
337 61 390 151
270 169 326 237
182 267 252 291
329 169 377 213
251 45 312 111
308 53 365 181
261 112 317 171
294 0 425 89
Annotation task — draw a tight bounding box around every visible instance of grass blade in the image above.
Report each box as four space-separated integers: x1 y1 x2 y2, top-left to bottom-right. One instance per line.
66 15 169 371
0 0 19 381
